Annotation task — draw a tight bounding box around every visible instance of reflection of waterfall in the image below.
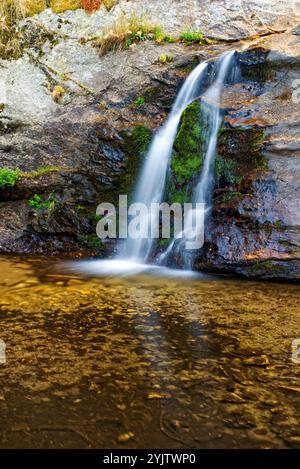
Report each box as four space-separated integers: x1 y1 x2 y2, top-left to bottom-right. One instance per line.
158 51 235 268
121 61 209 262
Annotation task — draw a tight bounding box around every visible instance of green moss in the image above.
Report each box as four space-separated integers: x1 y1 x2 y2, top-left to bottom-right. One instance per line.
215 156 241 187
87 235 102 249
0 168 20 189
125 125 152 155
249 260 285 275
77 234 102 250
21 166 62 178
113 125 152 204
167 101 203 204
214 191 243 204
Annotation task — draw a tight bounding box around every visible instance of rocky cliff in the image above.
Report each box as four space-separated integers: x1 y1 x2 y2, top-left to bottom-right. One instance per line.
0 1 299 279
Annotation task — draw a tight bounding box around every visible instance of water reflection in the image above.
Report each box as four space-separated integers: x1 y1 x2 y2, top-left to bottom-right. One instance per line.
0 256 299 448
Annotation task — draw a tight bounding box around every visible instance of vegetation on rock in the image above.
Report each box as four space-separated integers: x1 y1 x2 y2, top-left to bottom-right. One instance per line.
180 31 204 45
95 14 156 55
0 167 20 189
28 193 56 211
159 53 174 64
167 101 203 205
120 125 152 202
21 165 62 178
154 26 175 44
134 96 145 106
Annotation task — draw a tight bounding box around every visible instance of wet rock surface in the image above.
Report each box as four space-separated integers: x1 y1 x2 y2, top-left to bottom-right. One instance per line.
0 4 299 279
194 29 300 280
0 257 300 448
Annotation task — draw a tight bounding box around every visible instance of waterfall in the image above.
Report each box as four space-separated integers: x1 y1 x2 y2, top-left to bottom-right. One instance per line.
158 51 235 268
71 51 236 278
121 61 208 262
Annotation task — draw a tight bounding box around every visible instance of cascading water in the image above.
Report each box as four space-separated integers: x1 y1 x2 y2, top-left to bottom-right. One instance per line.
71 51 236 278
158 51 235 268
121 61 208 262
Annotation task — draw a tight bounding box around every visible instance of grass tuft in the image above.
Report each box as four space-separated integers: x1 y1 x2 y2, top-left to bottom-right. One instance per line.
180 31 203 45
95 14 156 55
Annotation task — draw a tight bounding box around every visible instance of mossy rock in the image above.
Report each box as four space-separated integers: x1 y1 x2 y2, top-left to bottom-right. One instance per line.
216 127 267 196
111 125 152 204
166 100 204 204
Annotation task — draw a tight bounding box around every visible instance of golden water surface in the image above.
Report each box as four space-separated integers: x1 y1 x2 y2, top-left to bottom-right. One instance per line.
0 257 300 448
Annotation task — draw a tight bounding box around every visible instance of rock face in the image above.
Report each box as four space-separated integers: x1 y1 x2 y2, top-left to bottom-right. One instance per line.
194 28 300 280
0 3 299 279
27 1 298 41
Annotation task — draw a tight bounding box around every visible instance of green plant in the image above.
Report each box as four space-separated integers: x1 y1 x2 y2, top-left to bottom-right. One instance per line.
154 26 175 44
180 31 203 45
0 168 20 189
134 96 145 106
159 53 174 64
28 194 56 211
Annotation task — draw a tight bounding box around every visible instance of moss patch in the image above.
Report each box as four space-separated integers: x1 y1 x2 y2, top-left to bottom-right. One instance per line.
248 260 286 276
21 166 62 178
215 127 267 200
115 125 152 203
167 101 204 204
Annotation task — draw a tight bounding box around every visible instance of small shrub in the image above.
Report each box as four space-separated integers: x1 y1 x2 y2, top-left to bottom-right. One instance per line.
29 194 56 211
154 26 175 44
134 96 145 106
180 31 203 45
0 168 20 189
159 53 174 64
52 85 65 103
95 14 155 55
